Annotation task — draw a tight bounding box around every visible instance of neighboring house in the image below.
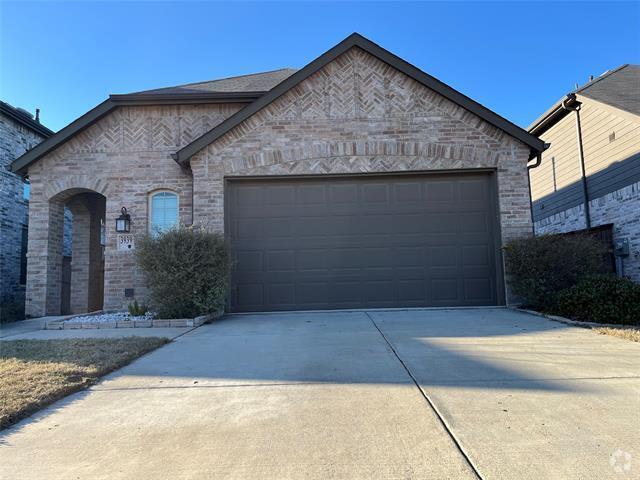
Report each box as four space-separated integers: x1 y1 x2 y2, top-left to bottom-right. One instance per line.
0 101 55 320
11 33 545 317
528 65 640 281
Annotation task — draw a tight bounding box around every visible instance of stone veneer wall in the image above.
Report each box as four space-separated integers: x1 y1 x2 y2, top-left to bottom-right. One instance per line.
25 103 243 316
535 181 640 282
0 111 51 318
190 47 534 304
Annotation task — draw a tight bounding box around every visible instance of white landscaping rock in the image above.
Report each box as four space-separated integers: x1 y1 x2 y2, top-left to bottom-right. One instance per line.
63 311 155 324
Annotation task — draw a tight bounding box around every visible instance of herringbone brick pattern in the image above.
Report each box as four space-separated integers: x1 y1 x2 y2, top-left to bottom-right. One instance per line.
48 104 243 158
204 48 509 157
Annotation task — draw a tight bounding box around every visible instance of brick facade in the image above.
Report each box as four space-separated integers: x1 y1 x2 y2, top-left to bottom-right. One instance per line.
25 104 243 316
23 47 534 316
0 110 58 319
535 181 640 281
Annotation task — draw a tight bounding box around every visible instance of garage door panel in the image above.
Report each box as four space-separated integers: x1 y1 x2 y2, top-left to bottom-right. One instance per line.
228 173 500 312
461 245 490 266
266 250 295 272
364 280 395 302
267 283 296 306
463 278 494 302
234 185 263 206
424 213 460 233
398 280 426 301
297 217 328 236
297 282 329 304
329 184 359 203
459 179 487 201
459 212 490 233
236 218 263 239
428 246 458 267
426 181 455 202
430 279 460 302
265 186 296 205
393 246 425 266
236 251 264 272
330 282 364 303
394 182 423 202
235 283 264 307
362 183 390 203
393 214 424 233
297 185 326 204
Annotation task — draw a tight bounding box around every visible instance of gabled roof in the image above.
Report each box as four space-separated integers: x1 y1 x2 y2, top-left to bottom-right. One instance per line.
173 33 546 164
10 71 293 174
578 64 640 115
124 68 298 96
12 33 546 175
528 64 640 136
1 101 53 138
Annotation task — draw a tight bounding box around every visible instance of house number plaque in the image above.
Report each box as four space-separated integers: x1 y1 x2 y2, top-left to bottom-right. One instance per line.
117 234 135 252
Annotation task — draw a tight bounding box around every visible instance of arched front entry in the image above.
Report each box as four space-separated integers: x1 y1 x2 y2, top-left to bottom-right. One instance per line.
25 186 106 317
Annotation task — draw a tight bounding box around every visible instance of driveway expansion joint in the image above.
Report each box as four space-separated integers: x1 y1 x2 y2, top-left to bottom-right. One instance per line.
91 382 331 392
365 311 484 480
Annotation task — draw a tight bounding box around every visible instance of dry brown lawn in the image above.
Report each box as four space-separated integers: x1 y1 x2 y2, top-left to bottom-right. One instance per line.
0 337 168 430
592 326 640 343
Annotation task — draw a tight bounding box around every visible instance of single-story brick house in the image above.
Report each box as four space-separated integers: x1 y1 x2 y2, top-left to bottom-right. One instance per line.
528 64 640 281
11 33 545 316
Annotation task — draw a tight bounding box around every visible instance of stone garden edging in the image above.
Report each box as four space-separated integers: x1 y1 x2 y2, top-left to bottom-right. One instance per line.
44 311 222 330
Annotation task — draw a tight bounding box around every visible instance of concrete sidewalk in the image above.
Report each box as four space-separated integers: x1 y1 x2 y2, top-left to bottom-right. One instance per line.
0 308 638 479
0 317 49 338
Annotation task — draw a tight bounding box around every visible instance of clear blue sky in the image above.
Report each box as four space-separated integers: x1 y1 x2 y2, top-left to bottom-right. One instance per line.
2 1 639 132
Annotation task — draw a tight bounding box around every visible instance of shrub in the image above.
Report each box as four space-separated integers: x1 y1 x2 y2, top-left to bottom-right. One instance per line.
552 275 640 325
135 226 229 319
127 300 149 317
0 295 25 323
503 234 609 309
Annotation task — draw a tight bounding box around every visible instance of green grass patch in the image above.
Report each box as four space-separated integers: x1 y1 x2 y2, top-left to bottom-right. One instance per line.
0 337 169 430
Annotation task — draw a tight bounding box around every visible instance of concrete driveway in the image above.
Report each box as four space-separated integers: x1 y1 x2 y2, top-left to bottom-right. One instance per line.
1 309 638 479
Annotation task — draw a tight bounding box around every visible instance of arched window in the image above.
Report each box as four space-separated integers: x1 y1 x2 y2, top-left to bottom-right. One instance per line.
149 191 179 235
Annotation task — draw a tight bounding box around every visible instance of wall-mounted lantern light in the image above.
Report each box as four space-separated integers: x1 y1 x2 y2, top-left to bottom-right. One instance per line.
115 207 131 233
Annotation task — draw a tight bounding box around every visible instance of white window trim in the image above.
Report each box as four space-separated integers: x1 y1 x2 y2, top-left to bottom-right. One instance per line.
148 190 180 234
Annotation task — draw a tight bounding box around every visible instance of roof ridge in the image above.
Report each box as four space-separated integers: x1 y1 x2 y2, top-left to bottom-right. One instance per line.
575 64 629 94
127 67 298 95
0 100 54 137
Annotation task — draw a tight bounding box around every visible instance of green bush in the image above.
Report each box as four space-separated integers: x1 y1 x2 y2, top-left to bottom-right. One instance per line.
127 299 149 317
503 234 609 309
135 226 229 319
0 295 25 323
552 275 640 325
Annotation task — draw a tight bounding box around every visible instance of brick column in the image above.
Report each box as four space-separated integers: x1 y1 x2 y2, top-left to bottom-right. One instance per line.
67 194 105 314
67 199 91 314
88 197 105 311
25 199 65 317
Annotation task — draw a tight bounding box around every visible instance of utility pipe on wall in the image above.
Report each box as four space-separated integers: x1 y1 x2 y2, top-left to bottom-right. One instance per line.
527 152 543 234
561 96 591 229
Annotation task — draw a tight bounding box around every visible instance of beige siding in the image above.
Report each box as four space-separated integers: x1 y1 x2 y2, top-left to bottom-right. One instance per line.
579 100 640 176
530 110 579 201
530 98 640 202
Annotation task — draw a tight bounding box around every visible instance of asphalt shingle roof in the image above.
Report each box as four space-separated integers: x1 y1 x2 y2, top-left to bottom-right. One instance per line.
576 64 640 116
126 68 298 95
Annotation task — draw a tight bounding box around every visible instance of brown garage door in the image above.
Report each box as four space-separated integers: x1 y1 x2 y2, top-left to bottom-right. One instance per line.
226 173 502 312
